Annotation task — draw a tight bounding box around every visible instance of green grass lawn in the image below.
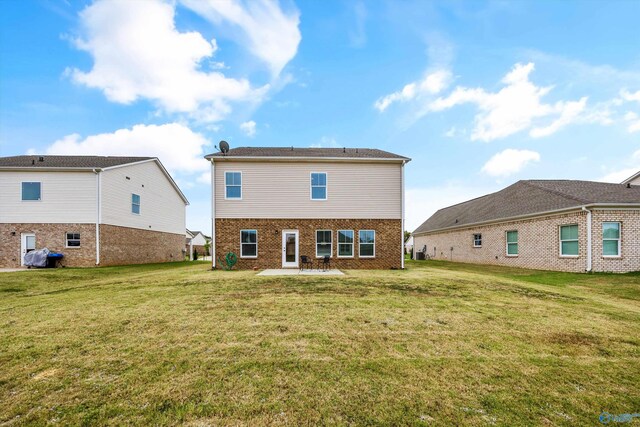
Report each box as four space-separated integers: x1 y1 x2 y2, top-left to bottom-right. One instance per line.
1 260 639 426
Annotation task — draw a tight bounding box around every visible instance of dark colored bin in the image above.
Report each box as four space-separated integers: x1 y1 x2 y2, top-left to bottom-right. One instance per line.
46 253 64 268
416 252 425 260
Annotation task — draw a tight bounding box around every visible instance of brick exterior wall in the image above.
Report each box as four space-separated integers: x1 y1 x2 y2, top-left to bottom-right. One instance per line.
99 224 184 266
215 218 402 270
0 223 97 268
591 209 640 273
413 209 640 273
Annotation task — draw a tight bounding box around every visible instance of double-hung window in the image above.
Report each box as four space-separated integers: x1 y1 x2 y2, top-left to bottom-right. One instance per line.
473 233 482 248
603 222 621 257
22 182 41 201
131 194 141 214
310 172 327 200
560 224 579 256
337 230 354 257
359 230 375 257
66 233 81 248
240 230 257 258
225 172 242 199
506 230 518 256
316 230 332 257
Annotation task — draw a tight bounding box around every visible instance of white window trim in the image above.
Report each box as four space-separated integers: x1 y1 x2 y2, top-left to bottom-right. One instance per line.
21 181 42 202
559 224 579 258
310 172 328 201
505 230 518 257
315 229 332 258
359 230 376 258
602 221 622 258
65 232 81 249
337 230 354 258
240 229 258 258
473 233 482 248
225 171 243 200
131 193 141 215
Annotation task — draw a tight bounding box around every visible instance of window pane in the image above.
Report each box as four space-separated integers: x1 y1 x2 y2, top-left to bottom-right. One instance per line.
22 182 41 200
316 230 331 244
317 244 331 256
360 230 375 244
561 241 579 256
241 230 256 243
338 243 353 256
132 194 140 204
132 203 140 214
338 230 353 244
560 225 578 240
506 231 518 243
226 186 241 198
603 222 620 239
603 240 619 256
311 186 326 199
242 243 257 257
507 242 518 255
360 243 374 256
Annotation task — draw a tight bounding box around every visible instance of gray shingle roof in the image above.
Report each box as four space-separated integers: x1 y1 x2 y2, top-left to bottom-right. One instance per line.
0 155 154 169
206 147 410 160
414 180 640 234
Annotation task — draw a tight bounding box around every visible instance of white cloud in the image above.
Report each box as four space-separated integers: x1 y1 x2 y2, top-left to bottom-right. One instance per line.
348 0 367 48
68 0 271 121
180 0 301 77
197 171 211 184
405 184 494 232
599 149 640 183
427 63 588 141
41 123 211 174
309 136 340 148
481 148 540 177
621 89 640 103
375 69 452 112
240 120 257 137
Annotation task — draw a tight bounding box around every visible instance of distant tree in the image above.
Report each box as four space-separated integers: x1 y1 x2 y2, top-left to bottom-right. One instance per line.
404 230 411 242
204 241 210 256
193 249 199 261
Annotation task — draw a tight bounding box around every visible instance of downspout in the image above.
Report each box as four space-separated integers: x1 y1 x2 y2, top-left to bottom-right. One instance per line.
582 206 592 272
93 168 102 265
211 159 216 269
401 160 405 269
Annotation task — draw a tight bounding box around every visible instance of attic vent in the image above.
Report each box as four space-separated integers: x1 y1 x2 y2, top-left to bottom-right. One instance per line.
627 183 631 188
38 156 44 162
455 219 459 223
31 160 35 165
343 147 346 153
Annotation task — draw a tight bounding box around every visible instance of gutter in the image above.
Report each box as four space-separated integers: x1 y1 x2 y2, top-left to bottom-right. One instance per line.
205 155 410 163
582 206 592 272
93 168 102 265
401 160 406 269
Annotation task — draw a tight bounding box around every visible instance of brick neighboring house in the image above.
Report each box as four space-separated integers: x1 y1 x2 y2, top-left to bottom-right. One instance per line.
0 155 189 267
413 179 640 273
205 147 410 269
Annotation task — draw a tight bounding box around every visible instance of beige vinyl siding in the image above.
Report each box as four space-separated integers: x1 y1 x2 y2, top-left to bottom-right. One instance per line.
215 161 401 219
191 233 208 245
0 171 96 223
629 176 640 186
100 161 186 235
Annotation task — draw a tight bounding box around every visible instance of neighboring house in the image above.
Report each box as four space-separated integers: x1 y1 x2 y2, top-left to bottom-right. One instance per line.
413 179 640 273
186 229 210 255
0 155 189 267
404 235 413 254
205 147 410 269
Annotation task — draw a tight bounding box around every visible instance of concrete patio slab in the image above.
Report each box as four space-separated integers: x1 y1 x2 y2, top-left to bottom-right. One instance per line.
257 269 344 276
0 268 32 273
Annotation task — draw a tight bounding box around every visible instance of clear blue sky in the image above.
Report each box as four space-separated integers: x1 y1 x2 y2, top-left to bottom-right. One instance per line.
2 0 640 232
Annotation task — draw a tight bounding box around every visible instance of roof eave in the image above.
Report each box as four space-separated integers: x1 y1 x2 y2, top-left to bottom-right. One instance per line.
204 155 410 163
413 202 640 236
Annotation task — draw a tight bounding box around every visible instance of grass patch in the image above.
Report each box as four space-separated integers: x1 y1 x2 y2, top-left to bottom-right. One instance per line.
0 260 638 425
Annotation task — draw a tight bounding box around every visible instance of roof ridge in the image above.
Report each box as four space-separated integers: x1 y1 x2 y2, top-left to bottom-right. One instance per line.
520 180 590 205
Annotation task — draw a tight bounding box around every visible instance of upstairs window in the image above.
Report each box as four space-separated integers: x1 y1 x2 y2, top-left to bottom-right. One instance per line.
506 230 518 256
225 172 242 199
359 230 376 258
22 182 41 201
240 230 257 258
560 224 579 256
311 172 327 200
131 193 141 214
66 233 81 248
316 230 332 257
473 233 482 248
603 222 621 257
338 230 354 257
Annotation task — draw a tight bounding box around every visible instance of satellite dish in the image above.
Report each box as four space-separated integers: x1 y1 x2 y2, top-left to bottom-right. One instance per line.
219 140 230 154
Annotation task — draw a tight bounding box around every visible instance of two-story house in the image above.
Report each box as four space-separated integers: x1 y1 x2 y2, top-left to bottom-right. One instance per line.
205 147 410 269
0 155 188 267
